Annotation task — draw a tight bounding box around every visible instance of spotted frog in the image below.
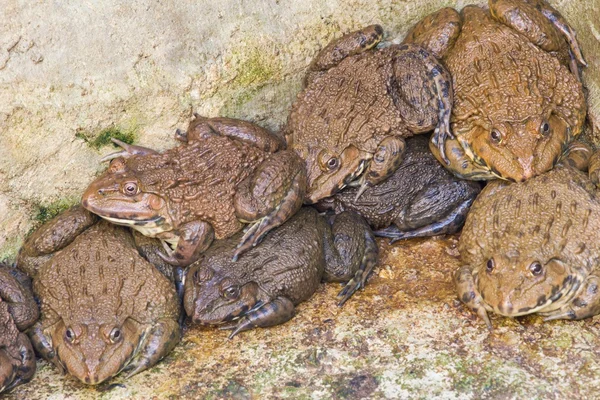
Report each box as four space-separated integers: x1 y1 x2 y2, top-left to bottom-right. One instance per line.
184 207 377 338
405 0 586 181
82 115 306 266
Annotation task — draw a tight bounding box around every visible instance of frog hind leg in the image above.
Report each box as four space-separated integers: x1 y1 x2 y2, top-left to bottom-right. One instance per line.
220 297 295 339
305 25 383 86
157 221 214 267
0 268 39 331
587 150 600 188
321 212 379 306
489 0 586 72
122 318 181 379
454 266 492 329
401 7 461 60
428 136 496 180
560 139 594 172
374 189 475 243
233 151 306 261
542 275 600 321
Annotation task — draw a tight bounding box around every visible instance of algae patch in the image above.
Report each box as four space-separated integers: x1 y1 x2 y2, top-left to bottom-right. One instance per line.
76 126 136 150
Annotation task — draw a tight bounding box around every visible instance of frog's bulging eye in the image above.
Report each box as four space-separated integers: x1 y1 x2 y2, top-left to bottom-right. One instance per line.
327 157 339 170
221 285 240 300
486 259 495 273
529 262 543 276
65 327 76 343
490 129 502 144
123 182 138 196
109 328 122 344
540 120 550 136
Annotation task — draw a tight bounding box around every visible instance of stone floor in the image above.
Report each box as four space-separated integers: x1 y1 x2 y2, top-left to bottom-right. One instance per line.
5 235 600 399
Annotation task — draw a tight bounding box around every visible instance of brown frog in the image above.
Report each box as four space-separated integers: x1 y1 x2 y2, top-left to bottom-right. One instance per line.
184 207 377 338
456 152 600 328
285 25 453 203
17 206 181 385
0 263 38 393
82 115 306 266
404 0 586 182
319 135 482 241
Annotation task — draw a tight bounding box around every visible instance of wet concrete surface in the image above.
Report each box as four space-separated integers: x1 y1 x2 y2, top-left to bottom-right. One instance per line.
5 235 600 399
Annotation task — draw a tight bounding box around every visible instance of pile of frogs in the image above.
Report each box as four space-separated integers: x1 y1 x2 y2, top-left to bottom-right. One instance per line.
2 0 597 392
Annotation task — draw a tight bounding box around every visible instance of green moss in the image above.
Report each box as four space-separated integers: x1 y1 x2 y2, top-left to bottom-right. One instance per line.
76 126 136 150
234 48 279 87
33 198 76 226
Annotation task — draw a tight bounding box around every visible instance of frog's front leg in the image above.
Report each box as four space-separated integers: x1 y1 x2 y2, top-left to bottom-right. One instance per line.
542 275 600 321
219 297 295 339
157 221 214 267
233 151 306 260
560 140 594 172
10 332 36 391
122 318 181 378
28 321 66 374
455 266 492 329
354 136 405 200
322 211 379 306
489 0 586 72
305 25 383 86
429 136 496 180
179 114 286 152
587 150 600 188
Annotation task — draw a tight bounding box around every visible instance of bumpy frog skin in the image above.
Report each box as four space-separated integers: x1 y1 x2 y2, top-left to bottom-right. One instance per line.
184 207 378 338
456 155 600 328
82 115 306 266
285 25 453 203
320 136 481 241
17 206 181 385
0 264 38 393
404 0 586 182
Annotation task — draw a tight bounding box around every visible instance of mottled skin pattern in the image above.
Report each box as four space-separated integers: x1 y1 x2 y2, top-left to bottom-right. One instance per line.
0 264 38 393
320 136 481 241
405 0 586 182
184 207 378 338
83 115 306 266
456 163 600 328
17 207 181 385
285 25 453 203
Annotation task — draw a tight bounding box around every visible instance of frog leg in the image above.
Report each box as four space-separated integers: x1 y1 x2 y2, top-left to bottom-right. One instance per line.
375 193 475 243
542 275 600 321
428 135 496 180
17 205 98 278
8 332 36 391
305 25 383 86
401 7 462 60
178 114 286 152
321 212 379 306
0 268 39 331
560 140 594 172
454 266 492 329
157 221 215 267
121 318 181 378
100 138 159 162
588 150 600 188
28 321 66 374
219 297 295 339
233 151 306 261
489 0 586 72
354 136 405 200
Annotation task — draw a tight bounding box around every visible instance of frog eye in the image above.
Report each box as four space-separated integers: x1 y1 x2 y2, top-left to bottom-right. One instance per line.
490 129 502 144
193 268 213 284
539 120 551 136
221 285 240 300
122 181 138 196
109 327 122 344
486 259 495 273
529 262 543 276
326 157 339 170
318 150 340 172
65 327 76 343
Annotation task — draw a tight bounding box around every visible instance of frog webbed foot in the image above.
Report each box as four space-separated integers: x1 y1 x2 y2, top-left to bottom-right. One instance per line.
121 318 181 379
355 136 405 201
542 275 600 321
322 212 379 306
455 266 492 329
219 297 295 339
100 138 159 162
157 221 214 267
233 151 306 260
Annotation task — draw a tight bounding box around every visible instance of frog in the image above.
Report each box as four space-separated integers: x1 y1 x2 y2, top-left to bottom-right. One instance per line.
17 206 181 385
0 263 38 393
403 0 587 182
455 151 600 328
184 207 378 338
318 135 482 241
82 115 307 266
284 24 454 204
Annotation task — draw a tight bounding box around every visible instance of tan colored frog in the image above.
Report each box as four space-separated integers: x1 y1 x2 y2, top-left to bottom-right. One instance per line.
405 0 586 182
82 115 306 266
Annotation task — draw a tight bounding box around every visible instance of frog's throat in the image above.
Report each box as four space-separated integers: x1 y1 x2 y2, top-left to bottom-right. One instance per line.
100 215 172 238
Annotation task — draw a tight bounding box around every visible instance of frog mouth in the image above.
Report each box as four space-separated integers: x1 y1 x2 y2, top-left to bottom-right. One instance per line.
338 159 368 191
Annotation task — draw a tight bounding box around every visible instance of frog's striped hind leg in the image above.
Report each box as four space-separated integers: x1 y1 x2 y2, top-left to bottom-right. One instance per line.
454 266 492 329
220 297 295 339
